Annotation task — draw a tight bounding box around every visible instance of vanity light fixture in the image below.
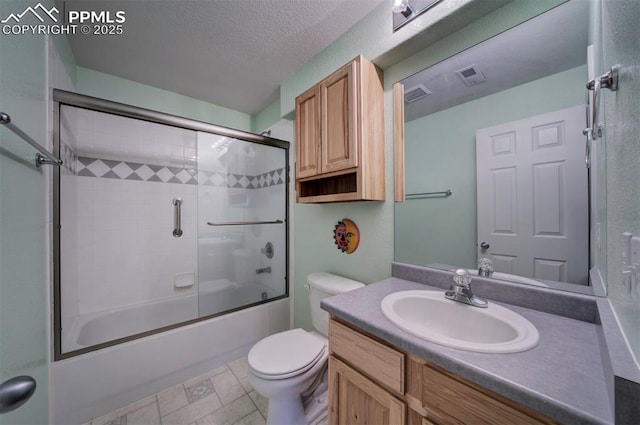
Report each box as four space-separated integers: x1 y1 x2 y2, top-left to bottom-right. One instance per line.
392 0 442 32
392 0 414 18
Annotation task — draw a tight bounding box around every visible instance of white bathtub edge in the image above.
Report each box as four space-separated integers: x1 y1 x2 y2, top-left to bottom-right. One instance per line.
52 298 289 425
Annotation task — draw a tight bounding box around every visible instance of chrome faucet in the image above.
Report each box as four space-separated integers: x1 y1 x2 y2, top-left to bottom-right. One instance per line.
445 269 488 308
478 258 494 277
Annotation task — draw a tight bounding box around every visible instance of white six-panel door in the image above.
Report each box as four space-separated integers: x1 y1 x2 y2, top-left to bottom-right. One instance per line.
476 105 589 284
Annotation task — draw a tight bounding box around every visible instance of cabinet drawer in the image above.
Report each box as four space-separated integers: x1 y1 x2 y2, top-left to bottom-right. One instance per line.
422 364 557 425
329 319 405 395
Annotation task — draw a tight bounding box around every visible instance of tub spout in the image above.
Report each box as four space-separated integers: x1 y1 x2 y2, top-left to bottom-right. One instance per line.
256 267 271 275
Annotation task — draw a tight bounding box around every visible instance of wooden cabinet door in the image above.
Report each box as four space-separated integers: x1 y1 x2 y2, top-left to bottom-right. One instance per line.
329 356 406 425
295 85 321 179
321 60 358 174
421 364 557 425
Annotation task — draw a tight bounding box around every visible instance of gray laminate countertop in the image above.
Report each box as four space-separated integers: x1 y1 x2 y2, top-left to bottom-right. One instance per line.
321 277 613 425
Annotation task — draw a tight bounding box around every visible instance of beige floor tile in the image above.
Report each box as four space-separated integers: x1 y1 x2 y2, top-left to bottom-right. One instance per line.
88 357 256 425
161 392 222 425
232 411 265 425
185 379 216 404
195 395 256 425
157 383 189 416
126 402 161 425
238 376 253 393
183 365 229 388
92 395 157 425
247 391 268 418
228 358 248 380
211 370 246 405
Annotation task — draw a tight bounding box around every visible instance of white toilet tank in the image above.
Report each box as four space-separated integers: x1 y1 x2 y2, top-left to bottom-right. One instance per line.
307 272 364 336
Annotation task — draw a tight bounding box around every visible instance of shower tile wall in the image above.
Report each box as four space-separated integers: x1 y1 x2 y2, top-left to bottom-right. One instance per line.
59 106 287 352
60 106 199 329
244 147 286 296
197 132 286 299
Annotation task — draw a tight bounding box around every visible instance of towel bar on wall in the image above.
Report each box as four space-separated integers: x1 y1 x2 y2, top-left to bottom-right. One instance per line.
405 190 452 198
0 112 62 167
207 220 284 226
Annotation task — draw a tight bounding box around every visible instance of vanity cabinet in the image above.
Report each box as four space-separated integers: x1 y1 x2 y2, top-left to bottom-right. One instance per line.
295 55 384 203
328 318 558 425
328 319 406 424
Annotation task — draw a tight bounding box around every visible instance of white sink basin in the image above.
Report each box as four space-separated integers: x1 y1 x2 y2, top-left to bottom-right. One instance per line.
381 290 539 353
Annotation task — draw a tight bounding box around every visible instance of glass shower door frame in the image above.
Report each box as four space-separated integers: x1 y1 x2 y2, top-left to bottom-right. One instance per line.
52 89 290 360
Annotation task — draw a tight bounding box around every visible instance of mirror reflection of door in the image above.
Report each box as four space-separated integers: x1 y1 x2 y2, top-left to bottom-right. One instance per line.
476 105 588 284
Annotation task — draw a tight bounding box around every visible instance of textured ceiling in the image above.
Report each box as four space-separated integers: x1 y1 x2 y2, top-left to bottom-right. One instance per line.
63 0 386 115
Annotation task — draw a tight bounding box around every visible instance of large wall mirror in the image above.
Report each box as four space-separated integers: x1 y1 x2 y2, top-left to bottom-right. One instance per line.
394 0 607 296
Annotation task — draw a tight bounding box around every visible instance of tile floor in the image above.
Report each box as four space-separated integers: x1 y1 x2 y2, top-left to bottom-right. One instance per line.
85 357 269 425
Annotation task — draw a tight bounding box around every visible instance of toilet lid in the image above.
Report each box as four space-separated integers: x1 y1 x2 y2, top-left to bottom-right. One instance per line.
248 329 326 378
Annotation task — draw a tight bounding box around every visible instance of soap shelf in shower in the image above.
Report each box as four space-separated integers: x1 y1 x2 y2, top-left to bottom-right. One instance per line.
207 220 284 226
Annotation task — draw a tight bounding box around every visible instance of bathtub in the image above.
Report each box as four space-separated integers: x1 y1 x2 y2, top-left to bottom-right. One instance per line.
53 286 288 425
62 281 277 353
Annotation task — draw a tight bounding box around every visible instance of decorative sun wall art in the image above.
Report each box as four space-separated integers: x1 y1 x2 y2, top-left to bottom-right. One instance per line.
333 219 360 254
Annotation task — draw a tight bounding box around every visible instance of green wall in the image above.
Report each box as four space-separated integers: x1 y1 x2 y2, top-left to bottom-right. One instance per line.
0 2 62 423
396 65 586 269
252 99 280 134
290 0 565 330
76 67 252 132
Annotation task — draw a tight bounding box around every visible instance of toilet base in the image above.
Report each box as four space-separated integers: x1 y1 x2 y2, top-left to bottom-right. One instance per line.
265 388 328 425
305 388 328 425
266 396 306 425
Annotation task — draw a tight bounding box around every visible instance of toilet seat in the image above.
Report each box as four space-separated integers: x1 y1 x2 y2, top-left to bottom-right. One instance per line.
248 329 327 380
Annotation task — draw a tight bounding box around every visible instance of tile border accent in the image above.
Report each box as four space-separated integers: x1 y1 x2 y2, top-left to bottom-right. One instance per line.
60 141 78 175
74 156 285 189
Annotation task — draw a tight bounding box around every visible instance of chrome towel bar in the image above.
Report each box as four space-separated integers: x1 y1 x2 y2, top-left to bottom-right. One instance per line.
405 190 452 198
0 112 62 167
207 220 284 226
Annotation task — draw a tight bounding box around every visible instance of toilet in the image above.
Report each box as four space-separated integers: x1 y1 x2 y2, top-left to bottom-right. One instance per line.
247 272 364 425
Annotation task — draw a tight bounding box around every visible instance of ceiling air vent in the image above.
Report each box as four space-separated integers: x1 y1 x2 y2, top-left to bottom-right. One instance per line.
456 64 486 86
404 84 431 103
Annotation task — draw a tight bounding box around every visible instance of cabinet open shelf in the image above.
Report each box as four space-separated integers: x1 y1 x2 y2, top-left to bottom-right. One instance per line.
295 55 384 203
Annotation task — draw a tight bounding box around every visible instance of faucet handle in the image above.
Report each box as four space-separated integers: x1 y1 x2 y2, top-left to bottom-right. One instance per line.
477 258 494 277
453 268 472 288
478 257 492 268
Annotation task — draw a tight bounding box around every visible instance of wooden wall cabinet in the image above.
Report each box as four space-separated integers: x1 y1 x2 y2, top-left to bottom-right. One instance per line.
295 55 384 203
328 318 558 425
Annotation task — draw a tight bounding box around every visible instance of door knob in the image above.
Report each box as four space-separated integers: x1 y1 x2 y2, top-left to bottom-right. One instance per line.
480 242 490 250
0 376 36 414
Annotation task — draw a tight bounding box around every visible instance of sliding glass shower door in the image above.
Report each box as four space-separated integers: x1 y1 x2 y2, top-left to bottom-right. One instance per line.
55 95 288 358
197 132 287 316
